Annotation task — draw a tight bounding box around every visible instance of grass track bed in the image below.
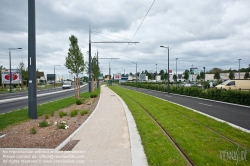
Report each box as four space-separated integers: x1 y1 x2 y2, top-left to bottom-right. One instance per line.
110 86 250 166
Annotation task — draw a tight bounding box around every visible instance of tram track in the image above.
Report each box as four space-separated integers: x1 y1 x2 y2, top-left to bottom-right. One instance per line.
113 86 250 165
118 90 196 166
124 86 250 151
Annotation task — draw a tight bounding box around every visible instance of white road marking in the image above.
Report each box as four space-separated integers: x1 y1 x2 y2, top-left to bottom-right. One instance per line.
199 103 212 107
0 84 87 104
5 95 22 98
165 95 171 97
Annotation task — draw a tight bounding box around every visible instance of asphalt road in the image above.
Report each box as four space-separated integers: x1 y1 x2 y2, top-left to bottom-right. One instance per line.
0 85 89 114
0 86 67 100
122 86 250 130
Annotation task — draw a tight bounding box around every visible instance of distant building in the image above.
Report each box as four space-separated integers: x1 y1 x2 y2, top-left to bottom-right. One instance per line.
156 75 161 81
37 71 46 84
139 74 146 81
128 75 136 81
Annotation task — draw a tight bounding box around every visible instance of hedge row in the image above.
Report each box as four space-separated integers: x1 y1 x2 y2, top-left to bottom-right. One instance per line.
121 82 250 106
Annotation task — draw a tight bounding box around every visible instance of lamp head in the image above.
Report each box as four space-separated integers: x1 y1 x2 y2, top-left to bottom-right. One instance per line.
160 45 169 49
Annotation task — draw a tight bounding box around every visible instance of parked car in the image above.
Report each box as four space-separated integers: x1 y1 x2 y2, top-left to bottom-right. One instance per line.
183 82 195 87
193 82 202 88
62 81 72 89
215 80 250 90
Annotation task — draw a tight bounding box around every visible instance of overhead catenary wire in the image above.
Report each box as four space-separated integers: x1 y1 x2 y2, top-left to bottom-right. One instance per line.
92 31 131 41
91 32 116 42
119 0 156 56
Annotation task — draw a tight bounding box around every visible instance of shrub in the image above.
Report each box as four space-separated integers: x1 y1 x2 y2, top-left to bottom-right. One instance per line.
123 82 250 106
57 121 69 129
45 114 49 119
59 111 67 118
39 120 49 127
76 99 82 105
50 112 54 116
80 110 88 116
70 109 79 117
30 127 37 134
90 93 97 98
57 123 66 129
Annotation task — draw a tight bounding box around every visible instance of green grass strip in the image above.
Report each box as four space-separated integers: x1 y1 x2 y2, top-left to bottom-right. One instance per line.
111 87 188 165
110 86 250 166
0 87 100 131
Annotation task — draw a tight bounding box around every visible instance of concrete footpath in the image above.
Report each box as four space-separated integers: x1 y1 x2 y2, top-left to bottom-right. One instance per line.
0 85 147 166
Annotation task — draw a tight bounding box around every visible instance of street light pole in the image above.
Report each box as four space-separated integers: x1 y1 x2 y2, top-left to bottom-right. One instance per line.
156 63 157 80
132 62 137 88
192 64 193 82
238 59 241 79
124 69 125 75
160 46 170 94
9 50 11 92
8 48 22 93
203 67 205 89
28 0 37 119
109 61 111 76
54 65 60 87
176 58 178 82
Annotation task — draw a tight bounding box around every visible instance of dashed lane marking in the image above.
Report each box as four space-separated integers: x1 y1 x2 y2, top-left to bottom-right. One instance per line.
199 103 212 107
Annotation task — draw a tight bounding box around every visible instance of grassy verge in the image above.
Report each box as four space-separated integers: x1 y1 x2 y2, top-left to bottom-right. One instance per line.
0 87 100 131
110 86 250 166
0 84 64 93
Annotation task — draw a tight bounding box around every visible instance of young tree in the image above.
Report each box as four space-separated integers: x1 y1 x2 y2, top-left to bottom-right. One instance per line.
214 71 220 82
228 70 235 80
200 71 205 80
91 55 100 88
208 67 223 74
164 72 168 80
148 73 152 80
173 74 177 82
82 76 88 82
159 70 165 80
196 74 200 81
17 62 28 86
244 72 250 79
65 35 85 78
184 69 189 81
91 56 100 81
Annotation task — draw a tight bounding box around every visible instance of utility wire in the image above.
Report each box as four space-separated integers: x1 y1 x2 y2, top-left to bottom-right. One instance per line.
92 31 131 41
119 0 156 56
92 32 115 42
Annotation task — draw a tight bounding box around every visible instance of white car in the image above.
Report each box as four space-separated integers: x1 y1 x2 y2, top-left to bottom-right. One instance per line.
62 81 72 89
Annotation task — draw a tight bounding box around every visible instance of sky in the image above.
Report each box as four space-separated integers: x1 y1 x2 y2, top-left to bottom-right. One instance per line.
0 0 250 79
